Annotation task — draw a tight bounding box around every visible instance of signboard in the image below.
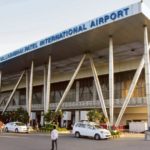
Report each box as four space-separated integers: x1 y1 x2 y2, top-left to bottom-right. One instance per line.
0 2 141 63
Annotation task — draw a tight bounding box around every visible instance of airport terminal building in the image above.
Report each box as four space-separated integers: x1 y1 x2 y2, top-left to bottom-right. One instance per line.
0 1 150 131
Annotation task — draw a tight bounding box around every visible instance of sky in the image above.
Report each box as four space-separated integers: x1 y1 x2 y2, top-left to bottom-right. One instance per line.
0 0 149 56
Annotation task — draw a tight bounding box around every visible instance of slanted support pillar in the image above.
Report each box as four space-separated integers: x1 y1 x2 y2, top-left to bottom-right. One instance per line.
144 26 150 140
88 54 109 122
115 56 145 127
109 36 114 126
2 71 25 115
76 81 80 102
45 56 51 113
26 70 29 112
28 61 34 120
55 54 86 112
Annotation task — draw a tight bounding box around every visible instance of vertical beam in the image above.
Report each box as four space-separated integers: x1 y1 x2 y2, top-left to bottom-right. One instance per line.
28 61 34 119
75 110 80 122
93 80 97 101
45 56 51 113
26 70 29 112
144 25 150 130
76 81 80 102
0 71 2 93
43 65 47 113
2 71 25 115
109 36 114 126
115 56 145 127
88 54 109 121
55 54 86 112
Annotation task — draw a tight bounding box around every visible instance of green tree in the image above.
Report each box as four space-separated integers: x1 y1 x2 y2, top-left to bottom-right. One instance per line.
2 107 29 124
14 107 29 124
100 114 108 123
44 109 62 124
87 109 104 123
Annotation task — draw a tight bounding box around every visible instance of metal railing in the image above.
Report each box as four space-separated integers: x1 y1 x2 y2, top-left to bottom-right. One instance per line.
0 97 147 111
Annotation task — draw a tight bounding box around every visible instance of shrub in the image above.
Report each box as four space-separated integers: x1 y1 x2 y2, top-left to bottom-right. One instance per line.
57 127 68 131
111 130 121 137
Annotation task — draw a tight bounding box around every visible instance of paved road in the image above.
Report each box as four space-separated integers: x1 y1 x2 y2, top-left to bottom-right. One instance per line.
0 133 150 150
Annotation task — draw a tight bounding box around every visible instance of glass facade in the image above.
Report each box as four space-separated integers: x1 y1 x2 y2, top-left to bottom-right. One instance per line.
114 70 145 99
78 78 93 101
0 70 146 108
32 86 42 104
19 89 26 105
95 70 146 101
50 81 76 103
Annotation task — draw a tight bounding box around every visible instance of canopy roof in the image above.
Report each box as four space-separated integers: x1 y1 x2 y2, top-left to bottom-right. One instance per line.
0 2 150 74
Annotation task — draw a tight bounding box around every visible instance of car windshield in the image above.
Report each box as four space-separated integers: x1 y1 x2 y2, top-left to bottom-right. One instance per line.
15 122 25 126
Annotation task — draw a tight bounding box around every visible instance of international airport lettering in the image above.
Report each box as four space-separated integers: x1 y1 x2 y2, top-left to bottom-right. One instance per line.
0 6 131 62
40 8 129 47
40 24 87 46
90 8 129 28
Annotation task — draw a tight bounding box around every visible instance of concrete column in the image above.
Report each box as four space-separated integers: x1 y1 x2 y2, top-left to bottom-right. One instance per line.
144 26 150 134
61 117 64 127
76 81 80 102
28 61 34 120
43 65 47 113
45 56 51 113
93 80 97 101
40 115 44 126
75 110 80 122
26 70 29 112
109 36 114 126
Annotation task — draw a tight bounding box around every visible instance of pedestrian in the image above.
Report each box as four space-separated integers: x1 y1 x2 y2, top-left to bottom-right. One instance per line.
50 125 58 150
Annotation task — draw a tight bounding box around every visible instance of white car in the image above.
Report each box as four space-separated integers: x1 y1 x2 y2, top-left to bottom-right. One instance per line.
5 122 28 133
72 121 111 140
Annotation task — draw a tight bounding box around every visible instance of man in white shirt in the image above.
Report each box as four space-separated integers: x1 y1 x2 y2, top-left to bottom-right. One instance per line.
51 126 58 150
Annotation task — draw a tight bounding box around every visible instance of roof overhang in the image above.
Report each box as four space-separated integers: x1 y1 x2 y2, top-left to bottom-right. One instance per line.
0 2 150 74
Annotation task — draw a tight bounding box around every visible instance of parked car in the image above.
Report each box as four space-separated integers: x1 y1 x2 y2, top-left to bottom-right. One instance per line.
72 121 111 140
5 122 28 133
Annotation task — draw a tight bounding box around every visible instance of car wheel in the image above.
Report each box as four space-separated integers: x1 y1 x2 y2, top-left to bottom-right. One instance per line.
15 128 19 133
75 132 80 138
94 134 100 140
5 127 9 132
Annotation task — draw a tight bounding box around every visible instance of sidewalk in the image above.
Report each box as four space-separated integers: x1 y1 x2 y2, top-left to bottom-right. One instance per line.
29 129 71 136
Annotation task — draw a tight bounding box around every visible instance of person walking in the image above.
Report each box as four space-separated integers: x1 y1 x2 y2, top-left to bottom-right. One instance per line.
50 125 58 150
